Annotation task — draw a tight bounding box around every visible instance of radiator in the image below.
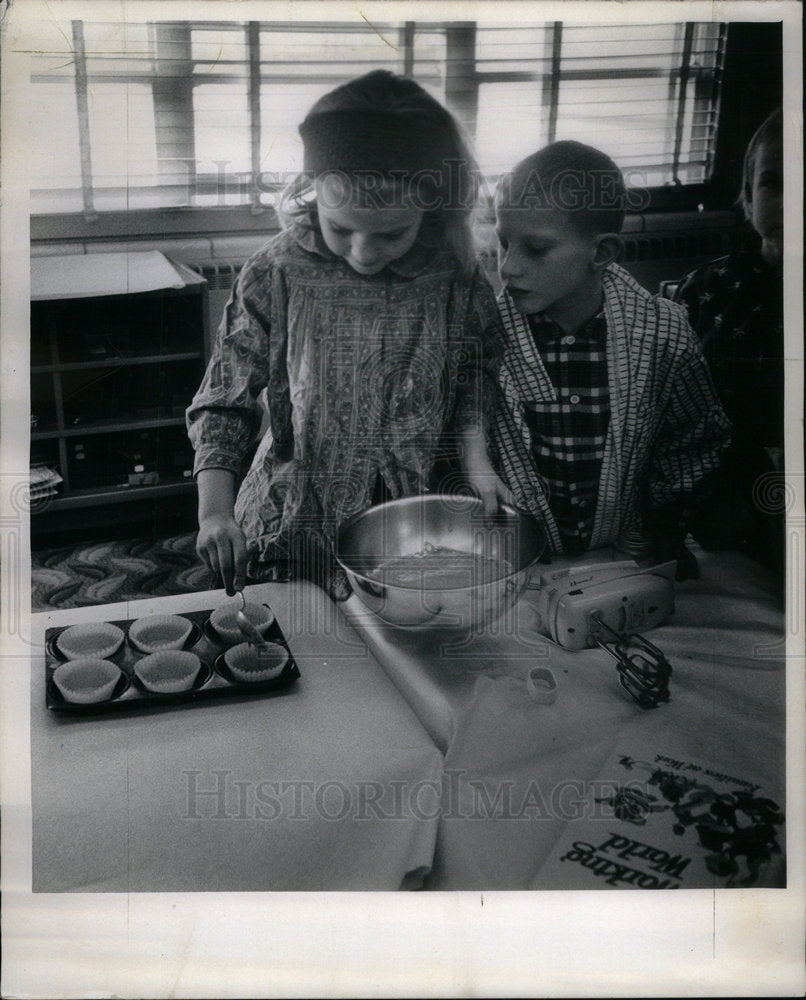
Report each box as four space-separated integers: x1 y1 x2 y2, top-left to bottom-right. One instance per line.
189 262 244 356
620 228 733 265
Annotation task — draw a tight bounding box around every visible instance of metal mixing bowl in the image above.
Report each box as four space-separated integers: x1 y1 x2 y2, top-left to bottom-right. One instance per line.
335 494 547 632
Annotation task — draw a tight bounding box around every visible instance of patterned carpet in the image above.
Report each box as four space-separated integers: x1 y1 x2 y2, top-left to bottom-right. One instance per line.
31 532 216 612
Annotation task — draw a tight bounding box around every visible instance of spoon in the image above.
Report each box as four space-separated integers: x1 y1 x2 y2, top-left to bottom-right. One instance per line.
235 591 273 656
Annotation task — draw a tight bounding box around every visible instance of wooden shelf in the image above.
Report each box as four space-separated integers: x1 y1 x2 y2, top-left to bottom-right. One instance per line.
30 253 208 538
31 352 203 374
32 417 189 442
42 479 196 511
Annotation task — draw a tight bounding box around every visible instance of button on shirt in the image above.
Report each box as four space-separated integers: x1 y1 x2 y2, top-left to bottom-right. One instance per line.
523 311 609 553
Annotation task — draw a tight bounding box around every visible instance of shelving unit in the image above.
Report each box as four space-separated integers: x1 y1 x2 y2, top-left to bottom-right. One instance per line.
30 252 208 539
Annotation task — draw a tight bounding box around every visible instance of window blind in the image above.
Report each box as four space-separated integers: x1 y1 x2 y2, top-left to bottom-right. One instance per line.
28 19 726 216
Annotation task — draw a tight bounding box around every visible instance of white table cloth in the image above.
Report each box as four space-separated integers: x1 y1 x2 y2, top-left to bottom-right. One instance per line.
31 548 787 892
31 581 444 891
343 546 787 889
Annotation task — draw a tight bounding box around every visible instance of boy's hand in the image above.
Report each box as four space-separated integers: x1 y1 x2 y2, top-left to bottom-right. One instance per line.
646 503 699 582
196 514 248 596
649 525 700 582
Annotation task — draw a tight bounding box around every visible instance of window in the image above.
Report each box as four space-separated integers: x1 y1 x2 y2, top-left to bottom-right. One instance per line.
28 19 726 220
473 23 725 186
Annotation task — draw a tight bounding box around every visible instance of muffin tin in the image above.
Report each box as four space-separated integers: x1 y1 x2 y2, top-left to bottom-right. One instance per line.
45 605 300 715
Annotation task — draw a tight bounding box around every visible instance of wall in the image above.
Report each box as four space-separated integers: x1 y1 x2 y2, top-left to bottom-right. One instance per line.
32 209 739 354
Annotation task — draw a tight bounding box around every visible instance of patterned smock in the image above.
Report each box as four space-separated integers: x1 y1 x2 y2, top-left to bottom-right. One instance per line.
186 222 502 589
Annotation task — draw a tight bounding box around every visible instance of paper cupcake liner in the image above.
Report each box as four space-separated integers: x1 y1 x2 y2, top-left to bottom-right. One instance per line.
56 622 125 661
134 650 202 694
128 614 194 654
210 602 275 645
52 658 123 704
224 642 288 683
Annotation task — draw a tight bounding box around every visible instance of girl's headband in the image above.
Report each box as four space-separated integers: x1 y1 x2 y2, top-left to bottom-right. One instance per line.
299 109 456 180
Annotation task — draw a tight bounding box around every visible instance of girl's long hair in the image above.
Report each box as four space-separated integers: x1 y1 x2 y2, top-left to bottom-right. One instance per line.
277 70 481 274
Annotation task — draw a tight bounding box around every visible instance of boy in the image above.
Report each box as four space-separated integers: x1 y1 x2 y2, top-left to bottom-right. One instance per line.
489 141 731 579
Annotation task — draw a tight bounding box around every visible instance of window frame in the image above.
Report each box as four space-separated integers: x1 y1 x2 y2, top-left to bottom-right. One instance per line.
30 19 773 246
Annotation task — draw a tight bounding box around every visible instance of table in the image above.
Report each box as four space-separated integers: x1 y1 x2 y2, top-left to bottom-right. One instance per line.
31 581 444 892
343 546 787 890
31 549 788 893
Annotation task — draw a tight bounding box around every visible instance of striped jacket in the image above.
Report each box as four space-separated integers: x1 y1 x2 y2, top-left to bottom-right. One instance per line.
489 263 731 554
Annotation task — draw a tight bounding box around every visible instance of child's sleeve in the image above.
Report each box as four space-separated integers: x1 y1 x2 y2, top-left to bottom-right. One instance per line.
671 264 706 334
450 268 505 432
186 256 275 478
646 313 732 516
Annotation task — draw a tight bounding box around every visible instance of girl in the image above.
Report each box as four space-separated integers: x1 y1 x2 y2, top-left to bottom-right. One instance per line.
187 70 508 600
674 108 784 576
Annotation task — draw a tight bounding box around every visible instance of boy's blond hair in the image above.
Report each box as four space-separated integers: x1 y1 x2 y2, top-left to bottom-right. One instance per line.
498 140 627 237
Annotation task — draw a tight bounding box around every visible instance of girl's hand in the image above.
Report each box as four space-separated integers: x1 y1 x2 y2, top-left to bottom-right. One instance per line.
196 514 248 596
463 464 516 517
461 454 515 517
195 469 247 595
457 424 514 516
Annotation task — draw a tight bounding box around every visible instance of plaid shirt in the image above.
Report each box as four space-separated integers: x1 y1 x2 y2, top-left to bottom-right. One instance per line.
525 311 609 553
489 263 732 555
